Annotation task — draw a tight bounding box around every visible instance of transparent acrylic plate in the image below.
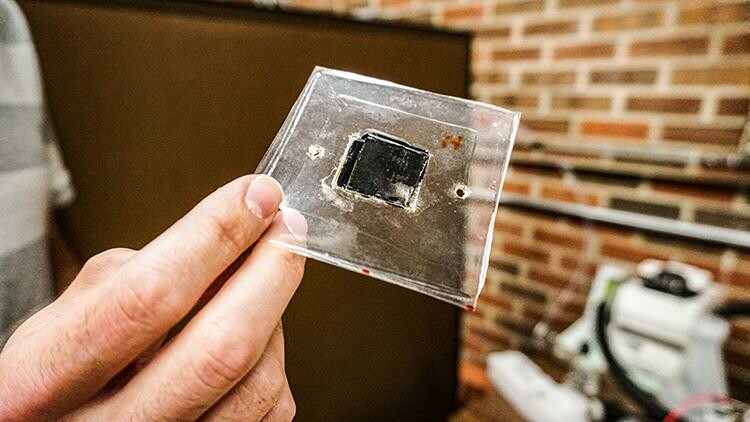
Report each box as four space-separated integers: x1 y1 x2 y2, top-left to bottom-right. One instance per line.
257 67 519 308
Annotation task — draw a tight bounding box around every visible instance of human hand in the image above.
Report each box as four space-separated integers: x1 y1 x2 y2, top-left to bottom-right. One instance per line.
0 175 306 421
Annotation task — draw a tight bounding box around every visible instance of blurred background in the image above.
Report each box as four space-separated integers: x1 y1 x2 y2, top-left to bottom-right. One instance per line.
18 0 750 420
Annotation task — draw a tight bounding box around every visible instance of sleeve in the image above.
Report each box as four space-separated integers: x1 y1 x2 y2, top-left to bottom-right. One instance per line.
43 114 76 208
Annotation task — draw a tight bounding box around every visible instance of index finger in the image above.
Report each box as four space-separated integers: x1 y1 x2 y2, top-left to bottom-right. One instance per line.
113 174 284 333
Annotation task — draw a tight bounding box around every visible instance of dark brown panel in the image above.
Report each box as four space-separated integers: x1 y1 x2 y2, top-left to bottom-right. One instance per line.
19 1 468 420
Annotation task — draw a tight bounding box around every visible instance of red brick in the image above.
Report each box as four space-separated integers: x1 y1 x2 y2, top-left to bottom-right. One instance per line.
731 323 750 343
473 72 508 84
597 224 637 242
680 2 750 25
499 281 548 304
561 256 597 276
721 267 750 288
559 297 586 315
472 49 489 62
461 335 484 353
533 226 585 249
392 11 432 24
541 184 600 205
728 373 750 403
725 348 750 371
495 220 524 236
521 306 545 324
552 95 611 110
379 0 409 8
492 47 541 61
476 26 512 38
610 197 679 219
594 10 664 31
492 94 538 108
558 0 617 7
723 32 750 55
511 163 563 179
601 240 669 263
494 0 543 15
651 181 737 203
734 252 750 266
590 69 657 84
442 4 484 21
718 98 750 116
673 66 750 86
524 19 578 35
489 258 520 276
523 118 569 133
458 361 492 391
545 313 578 332
694 208 750 231
581 120 649 139
630 36 708 57
292 0 334 10
502 241 550 263
523 71 577 85
468 326 512 348
502 180 531 195
503 208 564 224
680 255 722 279
496 315 535 337
662 126 742 146
554 43 615 59
478 292 513 311
627 97 701 114
576 169 643 186
528 267 572 289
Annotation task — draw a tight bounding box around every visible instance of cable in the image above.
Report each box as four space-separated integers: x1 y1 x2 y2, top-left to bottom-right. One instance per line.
593 293 749 421
594 302 672 421
713 301 750 319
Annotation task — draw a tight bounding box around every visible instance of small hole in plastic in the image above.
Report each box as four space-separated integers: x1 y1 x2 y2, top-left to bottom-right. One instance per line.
307 144 324 160
455 185 470 199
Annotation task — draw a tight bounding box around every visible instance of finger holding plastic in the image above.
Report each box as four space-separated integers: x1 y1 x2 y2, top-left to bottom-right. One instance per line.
85 210 306 420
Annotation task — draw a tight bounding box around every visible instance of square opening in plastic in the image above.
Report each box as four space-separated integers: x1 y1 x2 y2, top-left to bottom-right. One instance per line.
336 131 430 210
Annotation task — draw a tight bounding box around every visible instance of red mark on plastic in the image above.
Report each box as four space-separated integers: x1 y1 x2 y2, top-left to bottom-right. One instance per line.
362 268 370 275
466 305 476 313
441 134 464 150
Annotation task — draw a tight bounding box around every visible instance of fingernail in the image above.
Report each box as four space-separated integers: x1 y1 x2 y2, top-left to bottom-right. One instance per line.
281 207 308 242
245 175 283 218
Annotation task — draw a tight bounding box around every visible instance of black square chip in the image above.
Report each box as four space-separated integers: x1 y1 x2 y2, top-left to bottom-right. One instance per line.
336 131 430 209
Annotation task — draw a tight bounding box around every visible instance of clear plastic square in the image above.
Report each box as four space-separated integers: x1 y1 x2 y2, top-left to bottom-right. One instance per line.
256 67 519 308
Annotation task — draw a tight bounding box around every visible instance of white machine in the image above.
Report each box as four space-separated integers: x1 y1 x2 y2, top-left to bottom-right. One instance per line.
488 260 747 421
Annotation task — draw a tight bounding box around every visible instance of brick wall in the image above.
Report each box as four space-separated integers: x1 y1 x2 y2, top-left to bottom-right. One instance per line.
281 0 750 403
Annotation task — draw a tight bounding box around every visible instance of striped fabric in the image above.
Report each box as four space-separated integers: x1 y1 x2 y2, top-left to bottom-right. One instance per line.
0 0 74 346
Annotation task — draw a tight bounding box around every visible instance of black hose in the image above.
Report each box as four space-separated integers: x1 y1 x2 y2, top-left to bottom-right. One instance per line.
714 301 750 319
595 302 673 421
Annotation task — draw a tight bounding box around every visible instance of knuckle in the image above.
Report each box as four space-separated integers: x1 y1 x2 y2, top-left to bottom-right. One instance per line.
112 271 168 333
253 358 286 399
204 212 250 254
231 368 284 416
191 327 253 390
